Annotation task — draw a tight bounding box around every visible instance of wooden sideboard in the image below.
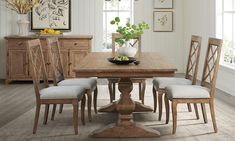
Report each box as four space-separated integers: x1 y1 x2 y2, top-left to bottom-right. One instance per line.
5 35 93 84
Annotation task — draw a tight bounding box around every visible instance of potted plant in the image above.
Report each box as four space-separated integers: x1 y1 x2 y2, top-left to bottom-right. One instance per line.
110 17 149 57
1 0 39 36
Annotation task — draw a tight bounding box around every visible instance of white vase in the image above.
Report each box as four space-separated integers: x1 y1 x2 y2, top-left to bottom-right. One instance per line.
117 41 137 57
17 14 29 36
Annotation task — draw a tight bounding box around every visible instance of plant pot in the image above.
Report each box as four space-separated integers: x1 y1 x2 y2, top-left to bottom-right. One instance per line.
117 46 137 57
17 14 29 36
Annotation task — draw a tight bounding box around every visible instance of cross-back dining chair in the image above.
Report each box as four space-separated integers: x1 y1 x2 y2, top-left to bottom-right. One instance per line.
46 37 98 122
108 33 146 104
164 37 223 134
152 35 202 121
27 39 86 135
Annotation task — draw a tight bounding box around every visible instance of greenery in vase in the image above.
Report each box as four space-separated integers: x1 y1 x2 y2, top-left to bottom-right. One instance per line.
110 17 149 46
1 0 39 14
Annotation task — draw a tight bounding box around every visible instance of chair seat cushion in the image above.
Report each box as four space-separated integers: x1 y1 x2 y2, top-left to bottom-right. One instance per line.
40 86 85 100
152 77 192 89
58 77 97 90
165 85 210 100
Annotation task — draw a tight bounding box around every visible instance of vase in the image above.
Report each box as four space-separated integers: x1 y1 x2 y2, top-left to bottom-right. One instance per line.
117 41 137 57
17 14 29 36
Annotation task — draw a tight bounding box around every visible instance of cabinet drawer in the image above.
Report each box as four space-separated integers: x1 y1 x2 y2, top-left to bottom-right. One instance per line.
61 40 89 49
7 39 48 50
8 40 27 50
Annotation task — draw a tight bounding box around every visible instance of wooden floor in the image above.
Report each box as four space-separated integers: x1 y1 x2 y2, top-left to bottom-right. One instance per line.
0 79 235 141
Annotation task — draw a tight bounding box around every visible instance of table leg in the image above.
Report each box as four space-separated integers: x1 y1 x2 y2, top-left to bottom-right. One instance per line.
92 78 160 138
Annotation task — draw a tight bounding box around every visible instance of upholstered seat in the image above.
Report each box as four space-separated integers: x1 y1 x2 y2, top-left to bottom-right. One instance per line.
40 86 86 100
153 77 192 90
58 77 97 90
166 85 210 100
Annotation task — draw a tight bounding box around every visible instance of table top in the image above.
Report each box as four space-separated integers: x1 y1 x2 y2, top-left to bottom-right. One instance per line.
74 52 177 78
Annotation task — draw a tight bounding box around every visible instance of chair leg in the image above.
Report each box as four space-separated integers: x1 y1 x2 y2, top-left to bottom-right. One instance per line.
87 91 92 122
59 104 63 114
187 103 192 112
140 81 146 104
201 103 208 123
94 87 98 114
194 103 199 120
51 104 56 120
33 104 41 134
152 86 157 113
112 83 116 101
172 100 178 134
139 82 142 100
43 104 50 125
158 90 163 121
81 95 86 125
209 100 217 133
108 82 113 103
72 100 79 135
165 94 170 124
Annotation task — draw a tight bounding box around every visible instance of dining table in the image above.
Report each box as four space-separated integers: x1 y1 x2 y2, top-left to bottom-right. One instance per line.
74 52 177 138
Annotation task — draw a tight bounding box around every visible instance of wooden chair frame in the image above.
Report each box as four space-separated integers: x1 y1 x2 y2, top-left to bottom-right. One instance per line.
46 37 98 122
27 39 86 135
164 38 223 134
108 33 146 104
153 35 202 121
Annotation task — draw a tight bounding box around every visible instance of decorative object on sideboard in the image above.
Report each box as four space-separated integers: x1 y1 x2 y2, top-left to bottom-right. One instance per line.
1 0 39 36
153 0 173 9
31 0 71 31
110 17 149 57
153 11 173 32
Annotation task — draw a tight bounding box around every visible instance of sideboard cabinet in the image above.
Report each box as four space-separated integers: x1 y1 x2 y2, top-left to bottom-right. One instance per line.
5 35 93 84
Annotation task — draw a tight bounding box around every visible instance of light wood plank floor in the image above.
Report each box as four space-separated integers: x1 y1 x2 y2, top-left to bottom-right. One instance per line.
0 79 235 141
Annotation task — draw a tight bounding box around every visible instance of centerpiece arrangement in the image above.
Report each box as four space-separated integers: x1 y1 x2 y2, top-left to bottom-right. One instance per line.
1 0 39 36
109 17 149 65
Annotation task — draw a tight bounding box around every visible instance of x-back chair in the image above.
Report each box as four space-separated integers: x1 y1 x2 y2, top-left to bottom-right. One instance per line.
108 33 146 104
27 39 86 135
46 37 98 122
152 35 202 120
165 37 223 134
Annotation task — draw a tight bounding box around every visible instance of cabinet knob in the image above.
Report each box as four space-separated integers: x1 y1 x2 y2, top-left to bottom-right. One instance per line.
74 43 78 46
18 42 23 46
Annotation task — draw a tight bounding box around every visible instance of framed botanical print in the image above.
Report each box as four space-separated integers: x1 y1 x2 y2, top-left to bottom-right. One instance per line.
154 0 173 9
153 11 173 32
31 0 71 31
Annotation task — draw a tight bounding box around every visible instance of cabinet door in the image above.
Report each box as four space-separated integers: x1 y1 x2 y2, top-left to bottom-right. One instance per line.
69 50 88 77
8 50 28 79
47 50 69 78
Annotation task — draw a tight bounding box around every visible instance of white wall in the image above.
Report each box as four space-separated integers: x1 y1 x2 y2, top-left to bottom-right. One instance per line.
134 0 185 73
183 0 235 96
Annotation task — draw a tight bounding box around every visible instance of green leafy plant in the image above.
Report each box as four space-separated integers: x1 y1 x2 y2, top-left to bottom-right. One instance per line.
110 17 149 46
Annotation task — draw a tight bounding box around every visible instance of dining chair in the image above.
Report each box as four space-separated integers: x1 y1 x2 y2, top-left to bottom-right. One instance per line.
152 35 202 121
164 37 223 134
46 37 98 122
108 33 146 104
27 39 86 135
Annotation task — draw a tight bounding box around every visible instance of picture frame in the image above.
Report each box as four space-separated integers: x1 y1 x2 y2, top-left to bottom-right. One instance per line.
153 11 173 32
31 0 71 31
153 0 173 9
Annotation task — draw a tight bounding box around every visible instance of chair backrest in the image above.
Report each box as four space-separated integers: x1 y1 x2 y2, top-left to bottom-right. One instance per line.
185 35 202 85
201 38 223 98
111 33 142 57
26 39 49 102
46 37 65 86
